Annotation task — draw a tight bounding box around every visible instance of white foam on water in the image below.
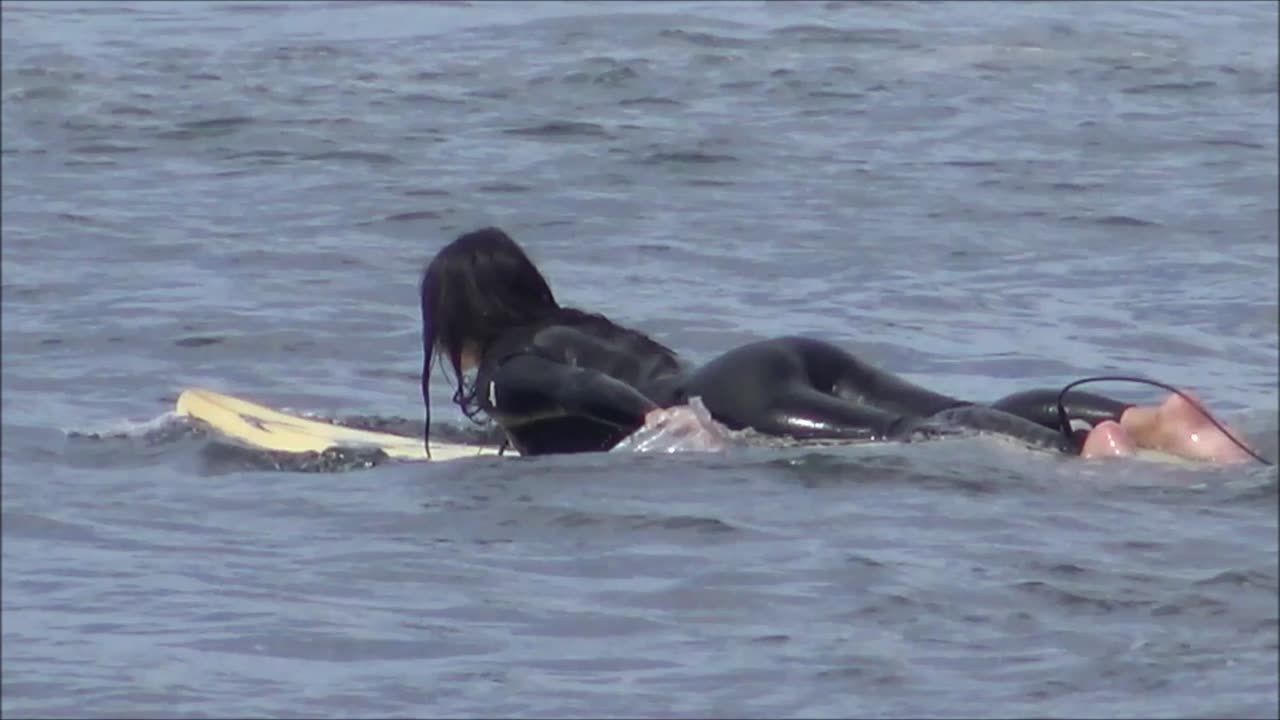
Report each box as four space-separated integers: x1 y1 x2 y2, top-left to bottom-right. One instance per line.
65 411 188 440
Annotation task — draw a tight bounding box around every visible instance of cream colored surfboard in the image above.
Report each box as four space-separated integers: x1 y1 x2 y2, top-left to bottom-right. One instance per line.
175 388 504 461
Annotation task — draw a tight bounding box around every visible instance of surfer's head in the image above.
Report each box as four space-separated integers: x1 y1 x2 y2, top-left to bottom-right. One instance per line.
418 226 680 455
419 227 560 449
421 226 559 373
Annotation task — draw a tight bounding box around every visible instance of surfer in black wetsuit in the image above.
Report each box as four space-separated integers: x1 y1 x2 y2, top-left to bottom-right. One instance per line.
418 227 1255 463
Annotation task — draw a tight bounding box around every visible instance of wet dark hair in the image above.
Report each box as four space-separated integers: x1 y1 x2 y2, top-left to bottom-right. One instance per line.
419 227 675 454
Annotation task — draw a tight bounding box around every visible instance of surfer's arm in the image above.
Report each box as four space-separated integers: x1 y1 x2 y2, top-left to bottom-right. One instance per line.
484 353 659 430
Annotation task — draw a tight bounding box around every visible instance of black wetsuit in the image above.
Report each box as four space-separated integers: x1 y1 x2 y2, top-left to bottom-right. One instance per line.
474 324 1131 456
475 321 688 455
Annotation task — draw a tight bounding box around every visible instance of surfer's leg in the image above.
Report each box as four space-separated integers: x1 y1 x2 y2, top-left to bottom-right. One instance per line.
787 336 964 417
752 386 917 441
923 404 1080 453
989 388 1133 430
686 336 1252 460
785 339 1114 452
686 338 918 439
775 338 1093 452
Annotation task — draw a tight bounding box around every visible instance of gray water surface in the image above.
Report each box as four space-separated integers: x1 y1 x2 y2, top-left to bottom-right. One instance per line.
2 1 1277 718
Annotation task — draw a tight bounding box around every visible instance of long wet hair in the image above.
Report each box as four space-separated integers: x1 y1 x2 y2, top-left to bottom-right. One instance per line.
419 227 676 454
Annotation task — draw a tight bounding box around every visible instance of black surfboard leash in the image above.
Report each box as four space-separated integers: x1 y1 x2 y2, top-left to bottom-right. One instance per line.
1055 376 1272 466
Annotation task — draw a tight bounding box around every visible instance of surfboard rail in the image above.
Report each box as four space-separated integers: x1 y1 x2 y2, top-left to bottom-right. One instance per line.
175 388 503 461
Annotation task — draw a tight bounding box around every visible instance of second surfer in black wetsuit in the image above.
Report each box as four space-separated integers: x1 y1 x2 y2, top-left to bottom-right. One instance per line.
418 227 1255 463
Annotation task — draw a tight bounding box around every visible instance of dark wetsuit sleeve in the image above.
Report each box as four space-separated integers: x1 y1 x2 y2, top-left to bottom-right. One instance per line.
486 353 660 430
989 388 1133 431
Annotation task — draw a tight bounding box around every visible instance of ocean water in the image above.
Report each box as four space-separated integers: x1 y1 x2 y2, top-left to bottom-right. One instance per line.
2 1 1277 717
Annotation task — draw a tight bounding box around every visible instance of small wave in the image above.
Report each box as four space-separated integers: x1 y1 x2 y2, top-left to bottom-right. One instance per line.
302 150 400 165
658 28 752 49
64 159 118 169
270 44 348 61
277 116 361 127
0 512 107 544
773 24 903 46
397 92 466 106
66 410 200 445
644 151 739 165
183 116 254 130
1201 138 1267 150
1192 569 1278 590
3 85 72 102
70 143 144 155
225 149 293 160
198 442 391 475
68 3 143 14
939 159 999 168
104 103 153 115
1045 562 1090 576
0 147 46 157
157 116 254 140
763 450 917 488
1122 80 1216 94
52 212 104 226
563 65 641 86
476 182 532 194
619 96 682 107
1049 181 1100 192
1094 215 1160 227
1226 473 1279 503
1060 214 1160 227
553 510 738 535
1014 579 1147 613
808 90 866 100
173 335 224 348
502 121 611 139
381 210 443 223
218 2 293 14
1151 593 1231 618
